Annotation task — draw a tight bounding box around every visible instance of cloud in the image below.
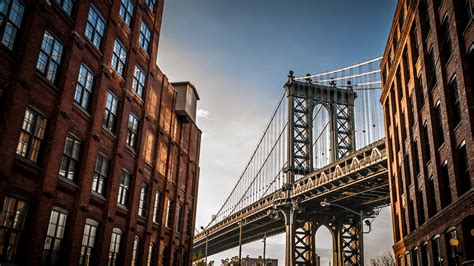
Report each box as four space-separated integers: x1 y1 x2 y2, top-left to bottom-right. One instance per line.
197 108 210 118
215 160 224 166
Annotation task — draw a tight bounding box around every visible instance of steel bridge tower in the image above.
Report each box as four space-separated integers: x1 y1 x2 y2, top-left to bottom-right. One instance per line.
279 71 363 266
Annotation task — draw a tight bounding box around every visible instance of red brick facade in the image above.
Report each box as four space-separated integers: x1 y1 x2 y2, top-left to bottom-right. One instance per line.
381 0 474 265
0 0 201 265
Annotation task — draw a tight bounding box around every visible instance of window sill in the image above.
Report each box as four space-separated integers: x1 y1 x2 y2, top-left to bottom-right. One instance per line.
13 155 41 176
117 204 129 213
125 145 137 156
462 19 473 37
34 71 59 92
444 54 454 69
102 126 117 139
84 40 104 61
73 103 92 120
91 192 106 202
58 176 78 187
436 142 445 152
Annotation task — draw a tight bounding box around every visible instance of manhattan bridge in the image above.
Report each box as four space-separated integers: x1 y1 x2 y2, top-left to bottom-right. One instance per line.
193 57 389 266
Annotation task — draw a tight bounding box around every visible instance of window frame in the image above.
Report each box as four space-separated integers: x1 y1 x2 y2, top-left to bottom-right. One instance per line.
126 113 139 149
117 170 130 207
36 30 64 84
74 64 95 111
152 191 161 224
0 0 25 50
84 4 106 50
139 20 151 54
58 133 81 182
91 153 109 195
111 39 127 77
54 0 74 16
79 218 98 266
119 0 134 28
103 91 119 132
108 228 122 266
16 106 47 163
42 207 68 265
0 196 28 262
132 65 146 98
138 183 148 218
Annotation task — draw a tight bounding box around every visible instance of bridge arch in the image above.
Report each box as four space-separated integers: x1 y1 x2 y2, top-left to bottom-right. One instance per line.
314 223 337 266
312 103 331 170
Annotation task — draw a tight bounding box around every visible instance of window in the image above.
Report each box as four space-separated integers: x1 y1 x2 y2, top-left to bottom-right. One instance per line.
405 154 411 186
59 134 81 181
408 95 415 128
186 209 192 238
448 78 461 127
119 0 134 28
54 0 74 16
420 0 431 37
458 141 471 195
404 253 410 266
132 65 146 98
117 170 130 206
440 162 452 208
428 49 437 90
427 177 437 217
416 189 425 225
126 113 139 149
74 64 94 110
108 228 122 266
0 196 28 262
408 199 416 232
36 30 63 83
0 0 24 50
92 154 108 195
131 236 141 266
42 208 68 265
138 183 148 217
440 14 452 62
85 5 105 50
410 26 419 61
16 107 47 162
165 199 173 228
421 243 429 265
144 131 154 165
176 205 183 234
111 39 127 77
79 219 98 266
434 102 444 148
411 248 418 266
144 0 156 12
456 0 473 33
422 124 430 163
103 91 118 132
139 21 151 54
412 140 420 176
152 191 161 223
147 243 156 266
432 236 441 265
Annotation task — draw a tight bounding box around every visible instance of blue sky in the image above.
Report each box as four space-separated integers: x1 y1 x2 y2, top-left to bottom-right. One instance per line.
158 0 397 264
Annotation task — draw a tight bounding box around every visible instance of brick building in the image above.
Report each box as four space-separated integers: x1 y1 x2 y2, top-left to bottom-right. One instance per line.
381 0 473 265
0 0 201 265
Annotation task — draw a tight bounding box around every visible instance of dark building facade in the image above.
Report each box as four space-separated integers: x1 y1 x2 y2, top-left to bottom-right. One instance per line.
381 0 473 265
0 0 201 265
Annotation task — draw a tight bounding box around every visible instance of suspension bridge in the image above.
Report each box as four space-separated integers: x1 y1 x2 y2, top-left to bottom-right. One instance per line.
193 58 389 265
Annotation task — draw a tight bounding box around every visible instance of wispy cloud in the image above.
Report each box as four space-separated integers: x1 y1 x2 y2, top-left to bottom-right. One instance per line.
197 109 210 118
215 160 224 167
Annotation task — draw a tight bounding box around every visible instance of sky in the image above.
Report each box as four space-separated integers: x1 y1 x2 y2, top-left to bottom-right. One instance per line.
157 0 397 264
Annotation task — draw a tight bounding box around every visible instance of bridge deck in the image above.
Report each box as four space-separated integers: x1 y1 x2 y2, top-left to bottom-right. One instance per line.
193 139 389 257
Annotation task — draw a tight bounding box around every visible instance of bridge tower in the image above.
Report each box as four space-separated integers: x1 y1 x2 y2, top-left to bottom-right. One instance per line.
282 71 362 266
